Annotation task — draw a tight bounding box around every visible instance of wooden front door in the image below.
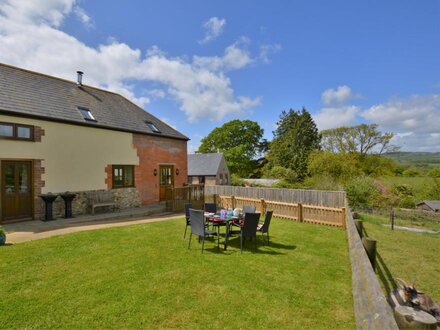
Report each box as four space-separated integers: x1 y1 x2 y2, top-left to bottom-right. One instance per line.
1 161 33 223
159 165 174 201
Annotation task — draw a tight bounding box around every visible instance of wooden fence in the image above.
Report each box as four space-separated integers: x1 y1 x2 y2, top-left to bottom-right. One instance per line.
165 185 205 212
205 185 346 208
216 195 346 227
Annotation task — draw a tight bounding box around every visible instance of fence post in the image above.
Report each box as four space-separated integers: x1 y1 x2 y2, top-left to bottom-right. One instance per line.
171 188 175 212
231 195 236 209
298 203 303 222
354 220 363 238
362 237 377 271
261 198 266 215
341 207 346 228
213 193 217 207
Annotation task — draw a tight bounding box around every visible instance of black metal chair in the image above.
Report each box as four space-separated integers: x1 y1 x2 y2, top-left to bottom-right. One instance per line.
188 209 219 253
204 203 217 214
257 210 273 245
183 203 192 238
240 212 260 253
231 205 256 232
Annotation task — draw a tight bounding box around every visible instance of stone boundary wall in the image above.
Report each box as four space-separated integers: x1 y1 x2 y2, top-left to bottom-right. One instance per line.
39 188 141 220
345 205 399 329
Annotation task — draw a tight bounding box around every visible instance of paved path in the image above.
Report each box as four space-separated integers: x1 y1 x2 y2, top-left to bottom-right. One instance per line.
4 213 183 244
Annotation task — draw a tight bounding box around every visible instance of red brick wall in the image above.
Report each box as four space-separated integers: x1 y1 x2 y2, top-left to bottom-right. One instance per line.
132 134 187 205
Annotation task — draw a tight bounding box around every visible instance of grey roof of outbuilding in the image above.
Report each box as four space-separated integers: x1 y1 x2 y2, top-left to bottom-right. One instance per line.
188 153 225 176
0 63 188 140
416 200 440 211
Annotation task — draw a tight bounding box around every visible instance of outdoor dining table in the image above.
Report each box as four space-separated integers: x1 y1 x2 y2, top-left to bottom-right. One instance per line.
204 212 242 250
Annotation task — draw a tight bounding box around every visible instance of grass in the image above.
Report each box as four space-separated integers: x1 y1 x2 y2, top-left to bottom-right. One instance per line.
359 213 440 304
0 218 354 329
379 175 436 199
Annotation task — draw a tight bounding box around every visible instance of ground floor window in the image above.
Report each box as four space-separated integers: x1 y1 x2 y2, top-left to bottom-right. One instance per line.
112 165 134 188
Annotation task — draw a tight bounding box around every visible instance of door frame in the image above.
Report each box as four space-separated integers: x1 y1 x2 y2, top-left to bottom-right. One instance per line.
158 164 175 202
0 159 35 224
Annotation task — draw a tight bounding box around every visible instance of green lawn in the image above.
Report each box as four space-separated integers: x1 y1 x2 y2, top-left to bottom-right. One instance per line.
0 218 354 329
360 213 440 303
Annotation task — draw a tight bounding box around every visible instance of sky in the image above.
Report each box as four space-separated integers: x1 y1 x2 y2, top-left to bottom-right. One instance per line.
1 0 439 152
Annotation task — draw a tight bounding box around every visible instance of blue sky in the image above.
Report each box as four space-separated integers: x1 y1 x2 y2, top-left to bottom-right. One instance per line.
1 0 440 151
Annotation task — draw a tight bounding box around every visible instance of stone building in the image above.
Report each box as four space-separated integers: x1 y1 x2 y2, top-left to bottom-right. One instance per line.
187 153 230 186
416 200 440 212
0 63 188 223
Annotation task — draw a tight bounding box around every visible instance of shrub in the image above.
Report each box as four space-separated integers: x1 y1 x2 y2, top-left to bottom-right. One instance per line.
392 184 414 197
231 174 245 186
398 196 416 209
402 169 419 177
424 178 440 200
266 166 299 183
428 168 440 178
345 176 380 208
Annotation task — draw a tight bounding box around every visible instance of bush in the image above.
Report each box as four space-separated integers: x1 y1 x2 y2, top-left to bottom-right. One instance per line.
231 174 245 186
428 168 440 178
266 166 299 183
398 196 416 209
308 151 361 183
345 176 380 208
424 178 440 200
402 169 419 177
392 184 414 197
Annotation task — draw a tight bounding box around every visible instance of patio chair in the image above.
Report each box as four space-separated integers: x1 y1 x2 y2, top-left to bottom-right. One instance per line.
231 205 256 232
183 203 192 238
188 209 219 254
257 210 273 245
240 212 260 253
204 203 217 214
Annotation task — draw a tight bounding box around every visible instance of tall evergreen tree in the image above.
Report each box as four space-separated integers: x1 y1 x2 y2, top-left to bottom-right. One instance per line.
269 107 320 181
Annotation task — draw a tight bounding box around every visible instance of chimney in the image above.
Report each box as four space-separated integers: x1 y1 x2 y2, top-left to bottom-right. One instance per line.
76 71 83 86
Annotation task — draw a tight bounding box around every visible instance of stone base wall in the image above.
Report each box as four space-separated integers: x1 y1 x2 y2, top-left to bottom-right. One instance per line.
37 188 141 220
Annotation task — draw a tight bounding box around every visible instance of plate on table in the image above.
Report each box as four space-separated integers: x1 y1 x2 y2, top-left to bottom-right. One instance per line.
204 212 215 217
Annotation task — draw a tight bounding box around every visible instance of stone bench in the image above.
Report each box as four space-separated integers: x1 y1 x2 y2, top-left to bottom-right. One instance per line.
87 191 118 214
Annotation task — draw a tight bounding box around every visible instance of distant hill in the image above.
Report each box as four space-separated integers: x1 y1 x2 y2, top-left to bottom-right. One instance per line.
383 152 440 168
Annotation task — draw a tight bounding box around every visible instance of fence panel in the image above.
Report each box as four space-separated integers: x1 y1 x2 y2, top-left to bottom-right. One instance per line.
205 185 345 208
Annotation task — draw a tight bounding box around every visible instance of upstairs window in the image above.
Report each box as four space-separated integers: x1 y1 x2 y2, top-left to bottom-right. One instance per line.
0 122 34 141
145 121 161 133
78 107 96 121
112 165 135 188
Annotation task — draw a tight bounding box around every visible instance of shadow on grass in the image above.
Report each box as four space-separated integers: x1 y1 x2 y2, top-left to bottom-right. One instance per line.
192 235 296 255
376 252 397 297
359 219 397 297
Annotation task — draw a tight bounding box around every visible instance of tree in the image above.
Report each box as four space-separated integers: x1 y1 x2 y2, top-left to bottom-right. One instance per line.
197 120 265 177
320 124 398 155
268 108 320 181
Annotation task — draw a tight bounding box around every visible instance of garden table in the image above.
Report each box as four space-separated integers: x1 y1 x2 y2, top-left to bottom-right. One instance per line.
204 213 241 250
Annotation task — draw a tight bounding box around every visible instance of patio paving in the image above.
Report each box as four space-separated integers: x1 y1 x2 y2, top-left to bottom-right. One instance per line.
3 204 182 244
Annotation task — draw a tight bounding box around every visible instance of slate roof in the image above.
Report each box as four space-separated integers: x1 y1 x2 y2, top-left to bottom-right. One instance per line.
188 153 225 176
416 200 440 211
0 63 188 140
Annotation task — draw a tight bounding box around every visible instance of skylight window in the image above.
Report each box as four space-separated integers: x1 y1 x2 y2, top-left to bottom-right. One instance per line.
78 107 96 121
145 121 161 133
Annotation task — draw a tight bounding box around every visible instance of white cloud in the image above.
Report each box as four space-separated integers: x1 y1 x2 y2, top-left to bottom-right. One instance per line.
259 43 282 63
73 5 92 28
193 40 253 71
361 95 440 152
361 95 440 134
199 17 226 44
0 1 261 122
0 0 75 27
321 85 355 105
313 106 360 130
